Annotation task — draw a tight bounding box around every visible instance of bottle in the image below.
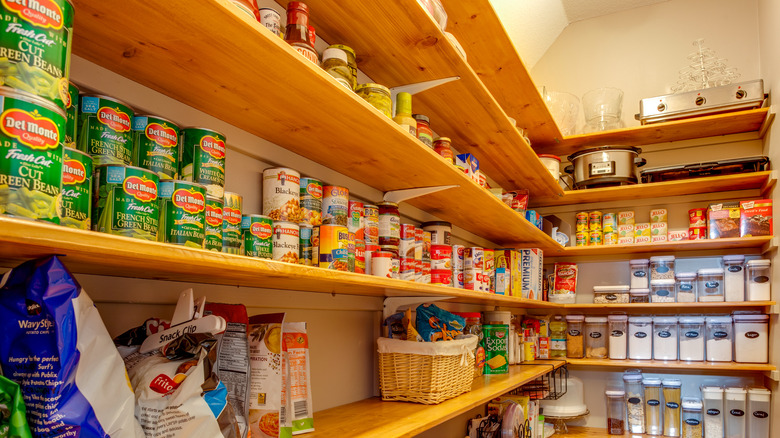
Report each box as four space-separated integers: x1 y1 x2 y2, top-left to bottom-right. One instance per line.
321 48 352 90
393 92 417 136
284 2 318 64
549 317 567 358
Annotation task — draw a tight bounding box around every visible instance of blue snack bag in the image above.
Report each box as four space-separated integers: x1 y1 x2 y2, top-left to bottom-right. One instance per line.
415 303 466 342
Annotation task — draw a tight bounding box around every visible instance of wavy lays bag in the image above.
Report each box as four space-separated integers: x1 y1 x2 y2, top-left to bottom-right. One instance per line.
0 256 142 437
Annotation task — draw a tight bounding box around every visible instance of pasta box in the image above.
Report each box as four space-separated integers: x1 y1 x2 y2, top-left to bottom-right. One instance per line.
740 199 773 237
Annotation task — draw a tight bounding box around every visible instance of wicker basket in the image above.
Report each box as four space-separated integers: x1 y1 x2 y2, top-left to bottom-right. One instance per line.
377 335 478 404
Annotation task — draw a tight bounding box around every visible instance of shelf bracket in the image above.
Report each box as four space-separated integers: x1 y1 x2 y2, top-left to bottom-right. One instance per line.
390 76 460 114
760 236 778 254
383 185 459 204
764 369 780 382
383 296 452 320
758 104 776 139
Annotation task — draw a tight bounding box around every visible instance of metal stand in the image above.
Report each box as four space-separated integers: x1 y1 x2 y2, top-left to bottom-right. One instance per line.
543 410 589 434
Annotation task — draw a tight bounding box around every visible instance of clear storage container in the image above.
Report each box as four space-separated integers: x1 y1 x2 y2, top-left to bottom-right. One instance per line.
608 314 628 360
594 285 630 303
733 314 768 363
650 278 676 303
702 386 724 438
550 316 567 358
722 255 745 302
623 372 645 433
747 387 770 438
675 272 697 302
565 314 585 358
682 398 703 438
663 379 683 437
606 389 626 434
628 316 653 360
653 316 678 360
644 377 663 436
585 316 608 358
746 259 771 301
630 287 650 303
678 316 705 361
698 268 725 302
705 316 733 362
650 255 675 280
724 387 746 438
630 258 650 288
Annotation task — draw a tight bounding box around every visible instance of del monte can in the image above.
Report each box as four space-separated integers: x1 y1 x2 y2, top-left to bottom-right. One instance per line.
93 164 159 240
0 87 65 223
180 126 226 199
222 191 242 255
204 195 223 252
78 94 134 165
242 214 272 258
158 179 206 248
133 114 180 179
58 146 91 229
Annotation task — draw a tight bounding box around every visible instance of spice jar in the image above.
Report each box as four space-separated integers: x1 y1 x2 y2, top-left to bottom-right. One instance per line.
565 314 584 358
608 314 628 360
606 389 626 435
747 387 771 438
702 386 724 438
723 255 746 301
356 83 392 118
413 114 433 148
584 316 608 358
653 316 678 360
433 137 454 164
629 288 650 303
377 202 400 247
628 316 653 360
630 258 650 288
321 47 352 89
698 268 725 302
663 379 683 437
622 372 645 434
746 259 771 301
675 272 697 302
678 316 704 361
650 278 676 303
550 316 567 358
650 255 675 280
643 377 663 436
682 398 703 438
327 44 357 90
724 387 746 438
705 316 733 362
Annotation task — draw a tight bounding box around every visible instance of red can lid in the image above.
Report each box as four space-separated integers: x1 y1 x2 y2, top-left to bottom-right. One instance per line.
537 154 561 161
454 312 482 318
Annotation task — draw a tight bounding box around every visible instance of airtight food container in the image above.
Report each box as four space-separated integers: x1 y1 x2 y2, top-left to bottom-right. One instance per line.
593 285 630 304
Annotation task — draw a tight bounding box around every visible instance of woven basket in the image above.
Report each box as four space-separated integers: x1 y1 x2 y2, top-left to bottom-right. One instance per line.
377 335 478 404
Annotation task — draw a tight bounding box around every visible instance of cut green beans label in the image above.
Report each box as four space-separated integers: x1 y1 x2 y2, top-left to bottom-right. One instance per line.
78 95 133 165
93 165 158 240
0 91 64 223
59 147 91 229
158 180 205 248
204 196 223 251
180 127 226 198
0 0 73 107
133 115 179 179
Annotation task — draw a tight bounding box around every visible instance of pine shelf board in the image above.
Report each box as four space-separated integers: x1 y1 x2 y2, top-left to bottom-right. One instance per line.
273 0 563 195
530 171 774 208
534 108 771 157
566 358 776 372
550 236 773 257
70 0 558 247
307 361 565 438
0 217 562 308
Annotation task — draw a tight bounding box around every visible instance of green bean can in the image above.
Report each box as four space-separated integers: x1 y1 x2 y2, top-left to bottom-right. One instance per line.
222 191 242 255
78 94 134 165
59 146 91 229
0 87 65 223
64 82 77 148
0 0 74 108
179 127 226 198
204 195 223 252
93 164 159 240
242 214 272 258
158 179 206 248
482 324 509 375
133 114 180 179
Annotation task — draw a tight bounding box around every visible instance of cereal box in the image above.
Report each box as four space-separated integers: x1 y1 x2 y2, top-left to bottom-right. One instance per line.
634 223 651 237
668 229 689 241
708 202 741 239
740 199 773 237
650 208 668 223
618 211 635 225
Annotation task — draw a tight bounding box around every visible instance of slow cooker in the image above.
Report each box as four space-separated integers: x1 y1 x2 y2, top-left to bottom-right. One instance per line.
564 146 646 189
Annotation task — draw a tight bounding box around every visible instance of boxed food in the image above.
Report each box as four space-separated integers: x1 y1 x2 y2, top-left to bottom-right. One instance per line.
618 210 635 225
650 222 667 239
650 208 668 223
519 248 544 300
668 229 689 241
455 153 480 182
740 199 773 237
494 249 516 296
503 189 529 213
618 236 634 245
707 202 741 238
635 236 651 244
651 234 667 243
634 223 651 237
526 210 543 229
618 224 634 238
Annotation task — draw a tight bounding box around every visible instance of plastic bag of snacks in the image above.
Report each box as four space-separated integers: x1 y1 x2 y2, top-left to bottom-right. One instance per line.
0 375 32 438
415 303 466 342
0 256 143 437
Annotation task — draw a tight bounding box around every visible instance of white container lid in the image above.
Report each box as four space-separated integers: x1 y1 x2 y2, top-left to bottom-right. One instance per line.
706 316 732 324
606 389 626 397
650 279 675 286
723 255 746 263
629 288 650 295
654 316 678 324
676 272 697 280
682 398 703 410
698 268 724 275
629 316 653 323
623 373 643 382
629 259 649 266
565 314 585 322
679 316 705 324
662 379 682 387
732 314 769 322
650 255 675 262
748 387 771 402
747 259 771 267
643 377 662 386
585 316 608 323
725 387 747 400
608 314 628 322
701 386 724 399
593 285 630 293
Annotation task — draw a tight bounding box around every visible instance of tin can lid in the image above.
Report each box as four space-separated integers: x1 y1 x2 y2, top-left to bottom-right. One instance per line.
537 154 561 161
421 221 452 229
413 114 430 123
322 47 348 62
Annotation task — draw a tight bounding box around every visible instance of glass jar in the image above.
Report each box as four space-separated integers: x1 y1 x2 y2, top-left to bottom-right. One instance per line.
747 387 770 438
284 1 311 47
628 316 653 360
565 314 585 358
643 377 663 436
356 83 392 118
630 258 650 288
650 255 675 280
702 386 724 438
682 398 703 438
321 48 352 90
675 272 697 302
413 114 433 148
650 278 676 303
733 314 769 363
585 316 608 359
705 316 733 362
746 259 771 301
393 92 417 136
653 316 678 360
377 202 400 246
663 379 683 437
629 288 650 303
550 317 567 358
594 285 630 304
722 255 746 301
623 372 645 433
678 316 704 361
724 387 746 438
327 44 357 90
606 389 626 435
698 268 725 302
608 314 628 360
433 137 454 164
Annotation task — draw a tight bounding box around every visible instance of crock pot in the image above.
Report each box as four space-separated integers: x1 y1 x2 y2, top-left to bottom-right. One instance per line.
564 146 646 189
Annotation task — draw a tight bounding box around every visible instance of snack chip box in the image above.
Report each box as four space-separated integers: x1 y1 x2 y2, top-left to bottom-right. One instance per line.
455 153 480 182
740 199 773 237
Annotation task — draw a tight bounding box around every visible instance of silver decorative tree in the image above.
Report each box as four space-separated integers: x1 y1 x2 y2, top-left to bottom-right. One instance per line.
671 38 740 93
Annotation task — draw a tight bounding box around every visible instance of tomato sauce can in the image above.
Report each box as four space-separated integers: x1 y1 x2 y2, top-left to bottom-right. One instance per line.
299 176 322 226
363 204 379 245
354 238 366 274
347 231 356 272
79 94 134 166
322 185 349 226
59 147 92 230
348 200 364 240
364 243 379 276
299 223 313 265
589 211 602 230
273 221 300 263
378 201 400 246
158 179 207 248
371 250 394 279
204 196 223 252
263 167 301 222
65 82 78 148
179 127 227 198
318 224 349 271
93 164 159 240
222 191 243 255
242 214 273 258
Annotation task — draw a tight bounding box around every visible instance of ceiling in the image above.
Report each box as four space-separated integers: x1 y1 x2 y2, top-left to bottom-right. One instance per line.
489 0 672 68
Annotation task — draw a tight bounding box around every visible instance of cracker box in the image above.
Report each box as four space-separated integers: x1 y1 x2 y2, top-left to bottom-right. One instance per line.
707 202 741 239
455 153 480 182
518 248 543 300
740 199 773 237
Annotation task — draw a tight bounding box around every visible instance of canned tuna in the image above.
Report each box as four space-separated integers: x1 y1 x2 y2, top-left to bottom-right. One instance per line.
273 221 300 263
204 196 223 252
263 167 301 222
299 177 322 225
318 224 348 271
299 223 313 265
59 147 92 229
79 94 134 166
242 214 273 258
179 127 226 198
363 204 379 245
322 185 348 226
158 179 207 248
93 165 159 240
222 192 243 255
348 200 364 240
133 114 180 179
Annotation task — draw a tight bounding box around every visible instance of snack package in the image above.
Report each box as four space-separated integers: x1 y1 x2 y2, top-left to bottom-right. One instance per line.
415 303 466 342
550 262 578 304
0 256 143 437
282 322 314 435
0 375 32 438
403 308 422 342
248 313 290 438
384 312 405 339
740 199 773 237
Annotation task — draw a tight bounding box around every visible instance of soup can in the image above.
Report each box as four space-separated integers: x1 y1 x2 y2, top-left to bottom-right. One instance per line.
399 254 415 281
398 224 416 258
299 223 313 265
371 250 394 279
262 167 301 223
299 176 322 225
348 200 365 240
364 243 379 276
452 244 465 272
322 185 349 226
242 214 273 258
414 227 424 282
179 127 227 198
59 147 92 229
222 191 243 255
347 231 356 272
431 269 452 286
363 204 379 245
422 259 431 284
273 221 300 263
79 94 134 166
133 114 180 179
588 211 602 230
93 164 159 240
319 224 349 271
158 179 207 248
379 245 400 279
65 82 78 148
204 196 223 252
378 201 400 246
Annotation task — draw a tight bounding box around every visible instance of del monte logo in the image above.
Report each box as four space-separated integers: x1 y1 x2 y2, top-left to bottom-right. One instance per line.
224 207 241 225
251 221 272 239
98 106 132 132
173 188 205 214
307 183 322 197
200 135 226 160
62 159 86 185
146 123 178 148
206 205 223 226
123 176 157 202
1 108 59 149
3 0 64 29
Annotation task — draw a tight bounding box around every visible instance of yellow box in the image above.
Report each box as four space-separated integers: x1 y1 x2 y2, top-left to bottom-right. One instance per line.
618 211 635 225
650 208 668 223
634 223 651 237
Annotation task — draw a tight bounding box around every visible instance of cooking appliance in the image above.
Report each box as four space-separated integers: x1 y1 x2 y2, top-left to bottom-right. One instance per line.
565 146 646 189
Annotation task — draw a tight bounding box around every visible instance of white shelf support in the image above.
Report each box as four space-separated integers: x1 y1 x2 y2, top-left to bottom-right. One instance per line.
383 185 459 204
390 77 460 114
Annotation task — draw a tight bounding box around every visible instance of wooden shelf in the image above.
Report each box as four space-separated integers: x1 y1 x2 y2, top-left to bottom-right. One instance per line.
566 358 776 372
0 217 563 308
533 108 772 157
308 361 565 438
530 171 775 208
548 236 773 257
276 0 563 194
71 0 562 247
